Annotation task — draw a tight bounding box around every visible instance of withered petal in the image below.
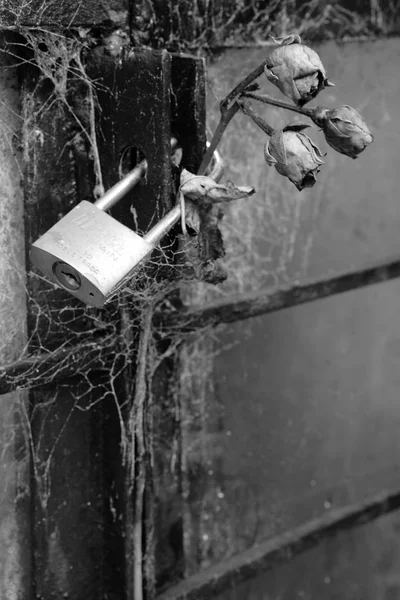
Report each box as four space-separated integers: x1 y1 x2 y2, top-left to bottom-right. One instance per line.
270 131 288 164
271 34 302 46
264 142 277 165
328 119 354 138
301 172 318 189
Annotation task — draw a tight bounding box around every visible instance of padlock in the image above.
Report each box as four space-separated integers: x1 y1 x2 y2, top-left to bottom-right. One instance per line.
30 145 224 308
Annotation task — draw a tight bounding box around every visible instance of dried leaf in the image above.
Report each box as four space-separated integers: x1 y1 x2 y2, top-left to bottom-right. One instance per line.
180 169 255 204
184 198 201 234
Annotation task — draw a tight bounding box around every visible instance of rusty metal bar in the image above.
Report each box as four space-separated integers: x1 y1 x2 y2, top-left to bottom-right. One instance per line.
161 259 400 332
2 259 400 394
157 486 400 600
0 337 113 395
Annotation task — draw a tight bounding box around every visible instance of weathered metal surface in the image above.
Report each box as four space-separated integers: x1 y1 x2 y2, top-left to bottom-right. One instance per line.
4 257 400 393
87 48 173 600
5 48 208 600
0 1 389 55
211 511 400 600
170 38 400 600
0 39 31 599
30 386 104 599
157 487 400 600
152 55 207 594
162 259 400 331
171 52 227 284
22 53 106 599
86 48 172 230
0 0 128 28
1 0 396 42
10 23 400 600
22 45 173 599
129 1 400 49
0 338 114 394
170 54 206 174
23 85 95 349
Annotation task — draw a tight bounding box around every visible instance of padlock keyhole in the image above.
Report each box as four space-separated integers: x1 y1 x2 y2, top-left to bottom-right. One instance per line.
53 262 82 291
61 270 80 288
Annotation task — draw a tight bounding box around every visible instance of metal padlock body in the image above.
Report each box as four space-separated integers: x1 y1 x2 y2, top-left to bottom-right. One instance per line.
30 200 153 307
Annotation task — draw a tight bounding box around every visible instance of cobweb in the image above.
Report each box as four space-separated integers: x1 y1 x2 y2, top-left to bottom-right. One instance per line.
0 29 218 596
0 21 384 596
0 26 322 592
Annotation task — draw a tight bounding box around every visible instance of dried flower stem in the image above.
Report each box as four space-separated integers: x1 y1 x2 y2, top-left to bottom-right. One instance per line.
237 99 275 136
242 91 313 117
197 60 272 175
197 61 269 175
197 101 240 175
220 60 267 113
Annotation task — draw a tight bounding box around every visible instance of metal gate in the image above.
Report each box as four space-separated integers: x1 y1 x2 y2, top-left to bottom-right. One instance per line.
1 9 400 600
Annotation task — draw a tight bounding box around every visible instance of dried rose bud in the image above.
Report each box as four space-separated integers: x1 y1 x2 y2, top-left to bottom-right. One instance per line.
310 105 374 159
265 34 334 107
264 124 324 191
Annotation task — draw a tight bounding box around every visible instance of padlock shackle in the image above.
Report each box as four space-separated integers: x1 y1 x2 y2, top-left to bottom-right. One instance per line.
94 138 179 212
142 204 181 246
142 147 224 247
93 140 223 246
94 160 147 211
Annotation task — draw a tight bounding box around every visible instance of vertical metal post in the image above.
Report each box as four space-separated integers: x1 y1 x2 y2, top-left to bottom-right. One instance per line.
0 39 31 599
87 48 173 600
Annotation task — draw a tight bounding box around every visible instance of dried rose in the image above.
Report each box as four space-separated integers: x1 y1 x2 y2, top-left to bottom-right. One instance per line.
264 124 324 191
310 105 374 159
265 34 334 107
